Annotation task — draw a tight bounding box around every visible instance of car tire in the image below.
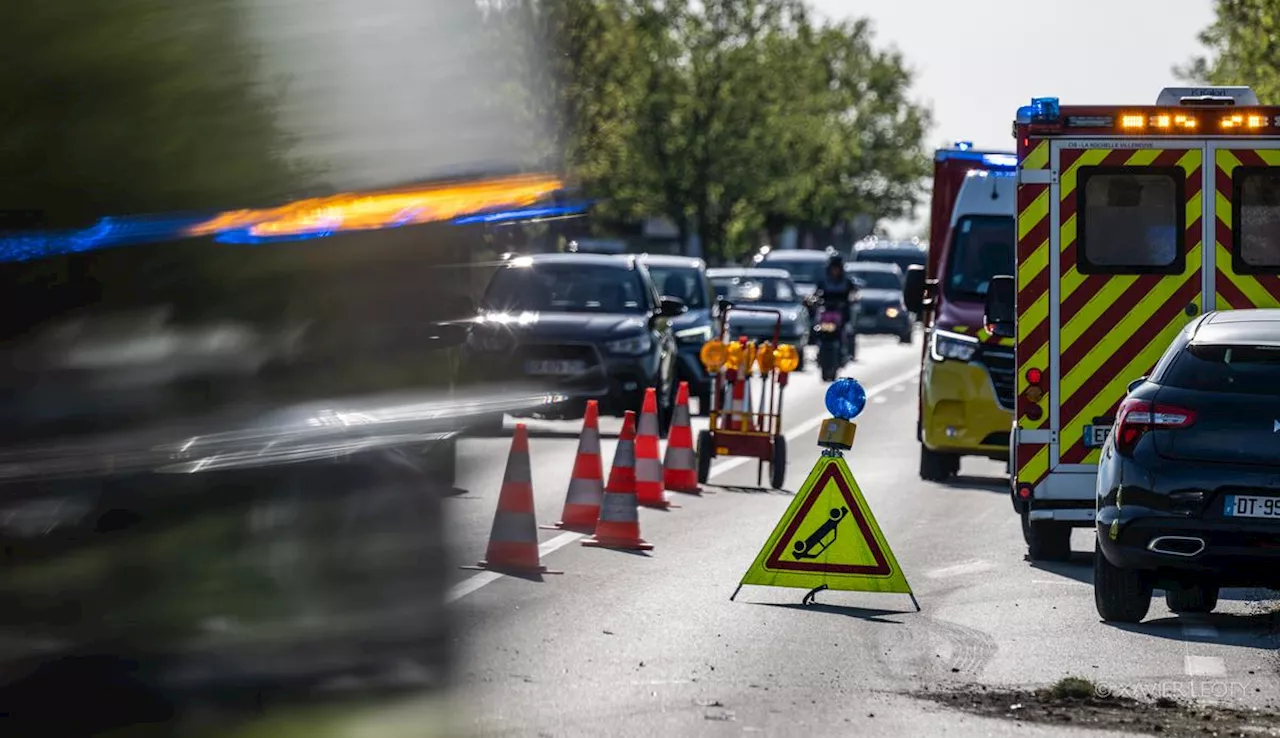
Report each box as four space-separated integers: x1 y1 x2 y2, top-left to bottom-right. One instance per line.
419 435 457 489
1094 540 1152 623
696 430 713 484
1165 583 1219 614
695 386 713 416
1026 517 1072 561
770 435 787 490
919 445 958 482
1020 508 1032 544
898 328 912 344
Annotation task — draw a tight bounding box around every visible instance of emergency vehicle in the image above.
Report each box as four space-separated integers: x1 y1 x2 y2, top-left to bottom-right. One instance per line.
905 144 1019 481
998 86 1280 560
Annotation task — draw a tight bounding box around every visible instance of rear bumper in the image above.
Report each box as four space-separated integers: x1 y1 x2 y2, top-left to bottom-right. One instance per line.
921 357 1011 458
1097 511 1280 587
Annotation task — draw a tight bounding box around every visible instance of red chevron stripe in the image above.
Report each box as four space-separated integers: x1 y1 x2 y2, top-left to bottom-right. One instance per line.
1019 210 1050 258
1101 149 1133 167
1017 266 1049 311
1253 274 1280 304
1059 186 1078 225
1184 165 1203 200
1234 148 1267 168
1059 148 1085 170
1060 274 1166 370
1058 275 1201 433
1215 268 1253 308
1015 443 1047 485
1215 162 1233 197
1216 216 1232 250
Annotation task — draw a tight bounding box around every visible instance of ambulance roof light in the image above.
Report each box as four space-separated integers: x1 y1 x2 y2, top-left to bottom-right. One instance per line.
935 148 1018 171
1156 86 1259 106
1015 97 1060 125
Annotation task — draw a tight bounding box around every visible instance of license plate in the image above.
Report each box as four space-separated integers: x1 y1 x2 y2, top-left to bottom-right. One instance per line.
1083 424 1111 449
1224 494 1280 519
525 359 586 376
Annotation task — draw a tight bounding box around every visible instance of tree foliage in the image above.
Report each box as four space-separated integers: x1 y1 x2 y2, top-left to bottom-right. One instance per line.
482 0 932 261
1178 0 1280 104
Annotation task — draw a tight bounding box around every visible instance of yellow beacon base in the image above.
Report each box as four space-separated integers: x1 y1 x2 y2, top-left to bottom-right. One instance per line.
817 418 857 451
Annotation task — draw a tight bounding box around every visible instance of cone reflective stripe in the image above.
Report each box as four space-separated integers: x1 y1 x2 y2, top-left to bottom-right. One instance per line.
464 423 560 575
726 374 751 431
663 382 701 494
544 401 604 531
635 388 671 509
582 411 653 550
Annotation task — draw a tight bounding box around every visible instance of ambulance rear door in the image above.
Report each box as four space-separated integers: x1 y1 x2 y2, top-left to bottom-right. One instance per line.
1042 139 1206 496
1206 141 1280 309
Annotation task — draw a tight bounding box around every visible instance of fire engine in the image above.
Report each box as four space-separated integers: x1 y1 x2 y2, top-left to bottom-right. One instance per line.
986 86 1280 560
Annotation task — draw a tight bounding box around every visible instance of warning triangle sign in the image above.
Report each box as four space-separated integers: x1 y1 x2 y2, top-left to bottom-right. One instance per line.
737 454 912 595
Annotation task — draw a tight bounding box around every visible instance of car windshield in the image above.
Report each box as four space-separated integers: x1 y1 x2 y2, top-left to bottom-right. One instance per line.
856 252 925 274
944 215 1015 300
763 258 826 285
646 265 707 309
848 269 902 291
712 276 797 303
1161 343 1280 395
482 263 648 314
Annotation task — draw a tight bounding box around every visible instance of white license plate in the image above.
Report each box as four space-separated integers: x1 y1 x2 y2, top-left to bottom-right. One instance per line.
525 359 585 376
1224 494 1280 519
1083 424 1111 448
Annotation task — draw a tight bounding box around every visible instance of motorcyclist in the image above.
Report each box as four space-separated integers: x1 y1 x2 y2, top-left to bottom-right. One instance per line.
812 253 859 356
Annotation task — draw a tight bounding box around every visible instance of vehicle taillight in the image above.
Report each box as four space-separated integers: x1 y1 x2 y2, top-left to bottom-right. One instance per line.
1113 398 1196 456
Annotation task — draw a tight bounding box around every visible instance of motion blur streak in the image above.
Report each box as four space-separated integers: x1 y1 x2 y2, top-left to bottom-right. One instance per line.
189 173 567 243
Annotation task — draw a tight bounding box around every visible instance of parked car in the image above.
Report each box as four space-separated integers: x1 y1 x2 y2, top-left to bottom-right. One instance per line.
707 267 810 370
639 254 718 413
846 262 913 343
1094 309 1280 623
462 253 684 432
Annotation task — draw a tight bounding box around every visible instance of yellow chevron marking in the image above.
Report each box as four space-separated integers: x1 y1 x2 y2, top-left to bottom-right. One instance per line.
1017 445 1049 486
1023 140 1050 171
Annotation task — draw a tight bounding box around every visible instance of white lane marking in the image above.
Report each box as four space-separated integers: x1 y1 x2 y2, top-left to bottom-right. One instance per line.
447 531 580 602
872 396 887 404
708 368 921 478
1180 615 1219 639
1183 655 1226 677
448 366 921 601
925 559 997 579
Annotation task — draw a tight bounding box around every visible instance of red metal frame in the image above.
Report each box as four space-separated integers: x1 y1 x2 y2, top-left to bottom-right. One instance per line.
705 305 788 484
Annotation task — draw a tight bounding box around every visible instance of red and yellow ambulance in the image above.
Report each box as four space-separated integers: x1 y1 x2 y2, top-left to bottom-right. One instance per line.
1002 86 1280 559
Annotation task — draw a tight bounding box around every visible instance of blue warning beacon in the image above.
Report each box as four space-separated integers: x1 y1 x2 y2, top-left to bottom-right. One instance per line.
818 378 865 453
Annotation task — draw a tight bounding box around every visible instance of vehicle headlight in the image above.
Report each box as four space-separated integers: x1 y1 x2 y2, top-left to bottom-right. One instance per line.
606 333 653 355
885 306 901 319
929 328 978 363
675 325 713 344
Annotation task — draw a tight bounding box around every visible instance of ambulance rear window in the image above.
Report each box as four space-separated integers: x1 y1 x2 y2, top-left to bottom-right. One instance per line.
1234 169 1280 271
1077 168 1184 274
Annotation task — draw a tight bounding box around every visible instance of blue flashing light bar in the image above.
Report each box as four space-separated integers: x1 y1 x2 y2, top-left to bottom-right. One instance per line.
954 141 973 151
0 213 205 264
452 201 591 225
936 148 1018 171
1016 96 1061 125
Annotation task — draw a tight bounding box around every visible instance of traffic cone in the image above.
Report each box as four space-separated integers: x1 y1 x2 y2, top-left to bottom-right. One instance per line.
542 400 604 532
663 382 701 495
582 412 653 551
635 387 673 509
462 423 561 575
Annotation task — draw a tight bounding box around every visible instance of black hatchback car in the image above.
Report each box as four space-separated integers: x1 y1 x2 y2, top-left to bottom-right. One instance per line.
1095 309 1280 623
462 253 684 431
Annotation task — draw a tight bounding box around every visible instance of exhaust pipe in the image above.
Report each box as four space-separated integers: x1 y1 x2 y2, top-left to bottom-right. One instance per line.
1146 535 1205 557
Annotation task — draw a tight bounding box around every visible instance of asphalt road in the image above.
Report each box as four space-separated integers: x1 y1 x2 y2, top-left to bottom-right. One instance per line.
440 331 1280 737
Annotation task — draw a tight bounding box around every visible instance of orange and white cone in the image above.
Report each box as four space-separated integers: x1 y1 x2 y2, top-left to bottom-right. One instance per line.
542 400 604 532
582 412 653 550
635 387 673 509
663 382 701 495
462 423 561 575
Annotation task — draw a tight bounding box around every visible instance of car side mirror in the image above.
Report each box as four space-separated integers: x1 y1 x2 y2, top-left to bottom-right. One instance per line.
1127 376 1147 394
904 265 926 314
659 296 687 317
983 274 1016 338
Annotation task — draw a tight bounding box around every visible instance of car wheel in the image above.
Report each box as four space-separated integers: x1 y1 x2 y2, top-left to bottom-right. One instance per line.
695 385 713 416
1020 508 1032 544
419 435 457 489
898 327 912 344
770 435 787 490
1027 518 1072 561
1093 540 1152 623
696 430 713 484
918 445 958 482
1165 583 1219 614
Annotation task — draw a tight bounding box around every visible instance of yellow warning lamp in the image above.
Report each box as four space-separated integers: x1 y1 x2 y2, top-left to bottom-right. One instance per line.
699 340 728 373
1024 386 1044 403
756 341 776 373
725 340 745 370
773 344 799 373
1120 114 1144 130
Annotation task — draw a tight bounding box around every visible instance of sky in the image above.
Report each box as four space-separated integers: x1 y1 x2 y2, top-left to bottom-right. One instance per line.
808 0 1219 237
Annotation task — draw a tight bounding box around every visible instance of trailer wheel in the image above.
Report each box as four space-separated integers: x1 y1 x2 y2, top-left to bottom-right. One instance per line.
696 430 714 484
770 435 787 490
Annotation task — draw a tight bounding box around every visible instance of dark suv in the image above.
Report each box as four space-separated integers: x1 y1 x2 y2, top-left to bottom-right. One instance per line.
1095 309 1280 623
462 253 684 431
639 254 718 413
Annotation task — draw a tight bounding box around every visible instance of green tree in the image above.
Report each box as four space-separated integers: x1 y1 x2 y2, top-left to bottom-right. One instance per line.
1178 0 1280 103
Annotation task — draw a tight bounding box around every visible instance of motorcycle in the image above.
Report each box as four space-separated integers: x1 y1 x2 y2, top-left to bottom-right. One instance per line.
813 308 850 382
